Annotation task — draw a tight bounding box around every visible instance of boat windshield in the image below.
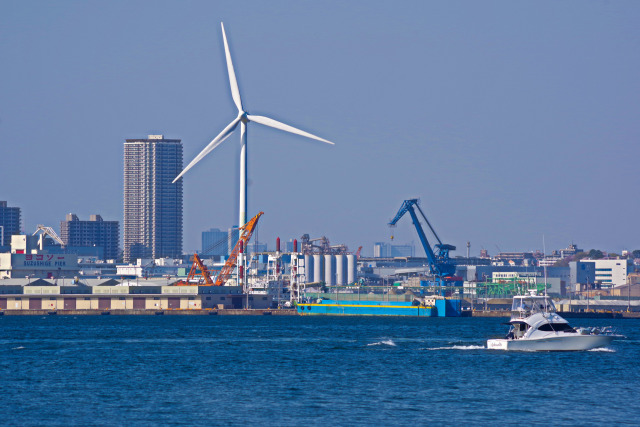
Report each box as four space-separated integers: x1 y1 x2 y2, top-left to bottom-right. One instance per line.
537 323 576 333
512 296 555 315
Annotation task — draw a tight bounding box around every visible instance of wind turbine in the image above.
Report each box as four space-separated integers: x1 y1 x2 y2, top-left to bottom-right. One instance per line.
173 22 334 227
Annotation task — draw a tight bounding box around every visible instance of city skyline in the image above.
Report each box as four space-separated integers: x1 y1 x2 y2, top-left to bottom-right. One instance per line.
0 195 633 261
2 1 639 256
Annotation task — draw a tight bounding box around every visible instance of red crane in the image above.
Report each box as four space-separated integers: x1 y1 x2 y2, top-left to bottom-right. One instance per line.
355 246 363 259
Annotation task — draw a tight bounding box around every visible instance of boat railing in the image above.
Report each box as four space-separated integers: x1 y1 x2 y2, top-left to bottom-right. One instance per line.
511 299 556 318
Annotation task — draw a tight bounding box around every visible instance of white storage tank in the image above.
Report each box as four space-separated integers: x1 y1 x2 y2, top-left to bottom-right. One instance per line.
304 254 313 284
335 254 347 286
324 254 335 286
347 254 357 284
313 254 323 283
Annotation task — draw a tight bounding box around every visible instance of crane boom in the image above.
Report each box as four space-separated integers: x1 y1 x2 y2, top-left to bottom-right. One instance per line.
33 225 65 247
355 246 363 259
175 253 215 285
191 254 214 284
214 211 264 286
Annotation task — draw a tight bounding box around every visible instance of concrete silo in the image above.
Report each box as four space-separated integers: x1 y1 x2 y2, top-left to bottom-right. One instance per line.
335 254 347 286
346 254 357 284
324 254 335 286
304 254 313 283
313 254 323 283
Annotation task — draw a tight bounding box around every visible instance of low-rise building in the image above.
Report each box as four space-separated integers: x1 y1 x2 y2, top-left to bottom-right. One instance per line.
0 279 272 310
0 235 79 279
580 259 630 288
116 258 187 278
491 252 537 267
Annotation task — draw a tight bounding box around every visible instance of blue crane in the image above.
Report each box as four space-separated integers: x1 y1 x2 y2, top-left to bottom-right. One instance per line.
388 199 456 280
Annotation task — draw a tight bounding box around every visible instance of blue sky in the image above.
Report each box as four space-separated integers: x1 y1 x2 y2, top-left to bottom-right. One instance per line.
1 1 639 256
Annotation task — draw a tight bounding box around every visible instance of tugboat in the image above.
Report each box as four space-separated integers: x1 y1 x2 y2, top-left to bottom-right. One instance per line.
487 292 619 351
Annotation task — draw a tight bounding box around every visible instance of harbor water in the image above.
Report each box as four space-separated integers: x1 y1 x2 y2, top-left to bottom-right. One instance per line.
1 315 638 425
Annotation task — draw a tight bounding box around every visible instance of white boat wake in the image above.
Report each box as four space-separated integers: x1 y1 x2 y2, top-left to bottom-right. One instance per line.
425 345 486 351
367 339 396 347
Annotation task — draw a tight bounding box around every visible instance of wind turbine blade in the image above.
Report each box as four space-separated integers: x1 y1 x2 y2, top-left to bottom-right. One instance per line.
221 22 243 112
173 117 240 183
247 115 334 145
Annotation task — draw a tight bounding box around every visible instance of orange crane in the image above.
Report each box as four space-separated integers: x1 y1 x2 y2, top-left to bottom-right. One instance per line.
214 211 264 286
175 253 215 286
175 212 264 286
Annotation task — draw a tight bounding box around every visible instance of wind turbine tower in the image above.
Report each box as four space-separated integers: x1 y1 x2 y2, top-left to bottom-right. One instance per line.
174 23 334 227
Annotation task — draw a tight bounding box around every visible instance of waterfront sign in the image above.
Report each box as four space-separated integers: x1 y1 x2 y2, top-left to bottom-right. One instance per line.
13 253 78 270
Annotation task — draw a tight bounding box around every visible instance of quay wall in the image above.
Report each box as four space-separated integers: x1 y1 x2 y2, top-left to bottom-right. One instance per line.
471 310 640 319
0 309 297 316
2 308 637 318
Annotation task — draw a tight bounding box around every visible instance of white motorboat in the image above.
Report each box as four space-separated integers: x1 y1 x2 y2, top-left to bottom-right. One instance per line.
487 293 619 351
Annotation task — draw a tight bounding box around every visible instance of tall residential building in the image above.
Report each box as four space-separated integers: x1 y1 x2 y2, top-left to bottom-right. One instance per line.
201 228 228 256
124 135 183 262
0 201 21 247
60 214 119 260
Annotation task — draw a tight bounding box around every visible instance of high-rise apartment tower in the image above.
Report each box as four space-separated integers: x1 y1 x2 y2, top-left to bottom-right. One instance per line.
0 201 21 247
123 135 183 262
60 214 120 260
201 228 229 257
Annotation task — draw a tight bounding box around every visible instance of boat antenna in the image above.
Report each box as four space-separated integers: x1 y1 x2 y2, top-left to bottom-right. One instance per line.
543 235 548 311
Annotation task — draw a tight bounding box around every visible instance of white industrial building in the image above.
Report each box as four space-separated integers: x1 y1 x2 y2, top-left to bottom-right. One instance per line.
0 235 79 279
581 259 630 288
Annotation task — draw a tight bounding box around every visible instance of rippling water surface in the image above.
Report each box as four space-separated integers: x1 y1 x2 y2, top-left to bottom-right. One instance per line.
0 315 638 426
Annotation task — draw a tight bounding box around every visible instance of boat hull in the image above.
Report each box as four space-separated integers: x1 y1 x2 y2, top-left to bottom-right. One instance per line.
487 334 615 351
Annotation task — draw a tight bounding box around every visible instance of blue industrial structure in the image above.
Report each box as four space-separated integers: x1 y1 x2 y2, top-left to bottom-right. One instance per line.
389 199 459 291
389 199 456 278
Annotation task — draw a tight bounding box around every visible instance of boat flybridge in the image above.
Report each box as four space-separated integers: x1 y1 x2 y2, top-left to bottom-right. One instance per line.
487 292 618 351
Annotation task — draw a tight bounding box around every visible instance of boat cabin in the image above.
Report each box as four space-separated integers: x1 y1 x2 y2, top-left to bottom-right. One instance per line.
511 295 555 318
